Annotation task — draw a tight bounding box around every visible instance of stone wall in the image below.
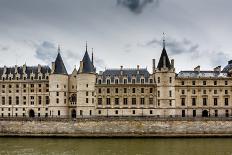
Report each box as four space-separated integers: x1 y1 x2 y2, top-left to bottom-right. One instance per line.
1 119 232 137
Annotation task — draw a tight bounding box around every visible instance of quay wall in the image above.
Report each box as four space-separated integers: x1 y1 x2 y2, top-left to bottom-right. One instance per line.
1 119 232 137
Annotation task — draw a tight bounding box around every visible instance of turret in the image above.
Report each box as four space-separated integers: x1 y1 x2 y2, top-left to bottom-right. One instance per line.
154 35 176 116
49 46 69 118
76 43 96 117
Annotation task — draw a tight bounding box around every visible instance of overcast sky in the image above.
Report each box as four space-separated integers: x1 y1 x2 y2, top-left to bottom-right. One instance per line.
0 0 232 73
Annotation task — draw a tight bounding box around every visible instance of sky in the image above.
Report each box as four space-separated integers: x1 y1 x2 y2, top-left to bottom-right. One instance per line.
0 0 232 73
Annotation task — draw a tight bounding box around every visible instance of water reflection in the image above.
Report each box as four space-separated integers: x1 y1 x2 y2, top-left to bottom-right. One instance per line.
0 138 232 155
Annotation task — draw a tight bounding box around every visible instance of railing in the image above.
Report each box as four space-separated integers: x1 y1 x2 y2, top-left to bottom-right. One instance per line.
1 115 232 122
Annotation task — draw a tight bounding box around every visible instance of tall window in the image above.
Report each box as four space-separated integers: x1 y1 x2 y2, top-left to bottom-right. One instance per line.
98 98 102 105
150 88 153 93
115 88 118 93
46 96 49 105
157 77 160 83
9 97 12 105
192 81 195 85
203 98 207 106
106 98 111 105
169 90 172 97
169 77 172 83
181 98 185 106
149 98 153 105
115 98 119 105
132 88 136 93
123 98 128 105
107 79 110 84
132 98 136 105
225 98 229 106
192 98 196 106
214 98 218 106
140 98 145 105
107 88 110 94
16 96 19 105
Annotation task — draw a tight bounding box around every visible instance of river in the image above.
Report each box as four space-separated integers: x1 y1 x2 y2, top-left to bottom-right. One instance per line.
0 138 232 155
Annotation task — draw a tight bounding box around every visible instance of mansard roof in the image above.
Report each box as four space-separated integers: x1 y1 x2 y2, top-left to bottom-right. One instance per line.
78 51 95 73
177 71 228 78
99 68 150 83
0 65 51 80
157 47 171 70
53 52 68 75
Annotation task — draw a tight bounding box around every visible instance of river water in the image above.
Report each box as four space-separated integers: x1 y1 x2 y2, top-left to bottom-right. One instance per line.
0 138 232 155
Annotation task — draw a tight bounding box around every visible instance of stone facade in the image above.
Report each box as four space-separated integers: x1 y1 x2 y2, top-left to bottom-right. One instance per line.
1 119 232 137
0 41 232 118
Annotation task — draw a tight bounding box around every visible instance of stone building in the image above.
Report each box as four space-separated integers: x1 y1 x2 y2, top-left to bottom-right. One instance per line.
0 40 232 118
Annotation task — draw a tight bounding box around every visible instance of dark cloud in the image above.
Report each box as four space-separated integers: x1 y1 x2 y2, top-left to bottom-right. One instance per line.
146 37 200 56
117 0 159 14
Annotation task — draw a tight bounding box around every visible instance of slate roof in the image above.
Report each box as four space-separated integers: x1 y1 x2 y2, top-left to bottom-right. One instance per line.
78 51 95 73
53 52 68 75
177 71 228 78
222 60 232 72
99 68 151 83
157 47 171 70
0 65 51 80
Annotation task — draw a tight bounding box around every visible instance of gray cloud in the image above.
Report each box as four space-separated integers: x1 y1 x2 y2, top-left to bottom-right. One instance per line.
146 37 200 56
209 51 229 67
117 0 159 14
0 45 10 52
34 41 106 73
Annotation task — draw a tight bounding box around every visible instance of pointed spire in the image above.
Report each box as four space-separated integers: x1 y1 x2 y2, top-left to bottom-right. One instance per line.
58 44 61 53
85 41 88 52
157 34 171 70
163 32 166 48
78 44 95 73
91 48 94 65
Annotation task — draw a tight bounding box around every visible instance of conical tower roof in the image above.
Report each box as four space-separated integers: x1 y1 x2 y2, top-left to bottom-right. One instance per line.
78 51 95 73
157 36 171 70
53 48 68 75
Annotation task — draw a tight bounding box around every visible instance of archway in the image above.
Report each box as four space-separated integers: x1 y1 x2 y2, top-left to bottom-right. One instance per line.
71 109 76 118
202 110 208 117
29 109 35 118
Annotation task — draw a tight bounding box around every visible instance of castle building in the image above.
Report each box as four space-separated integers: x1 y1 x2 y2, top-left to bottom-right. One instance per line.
0 40 232 118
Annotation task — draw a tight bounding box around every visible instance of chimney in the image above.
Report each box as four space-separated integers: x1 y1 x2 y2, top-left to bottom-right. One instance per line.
214 66 221 72
23 64 26 74
51 62 55 73
15 65 18 74
137 65 140 74
152 59 156 73
3 66 7 74
120 65 123 75
194 65 200 72
171 59 174 68
38 64 41 73
80 61 83 73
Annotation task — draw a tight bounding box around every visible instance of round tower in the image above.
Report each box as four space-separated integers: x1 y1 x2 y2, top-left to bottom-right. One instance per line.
49 47 69 118
155 38 176 117
76 45 96 117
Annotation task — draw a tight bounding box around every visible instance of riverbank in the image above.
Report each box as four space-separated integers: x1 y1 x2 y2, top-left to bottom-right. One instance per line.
1 118 232 137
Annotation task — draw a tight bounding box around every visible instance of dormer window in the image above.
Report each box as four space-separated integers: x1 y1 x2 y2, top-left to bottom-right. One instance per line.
31 77 34 80
141 79 145 84
106 79 110 84
132 79 136 84
123 79 127 84
24 77 26 80
149 79 153 83
98 79 102 84
115 79 119 84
